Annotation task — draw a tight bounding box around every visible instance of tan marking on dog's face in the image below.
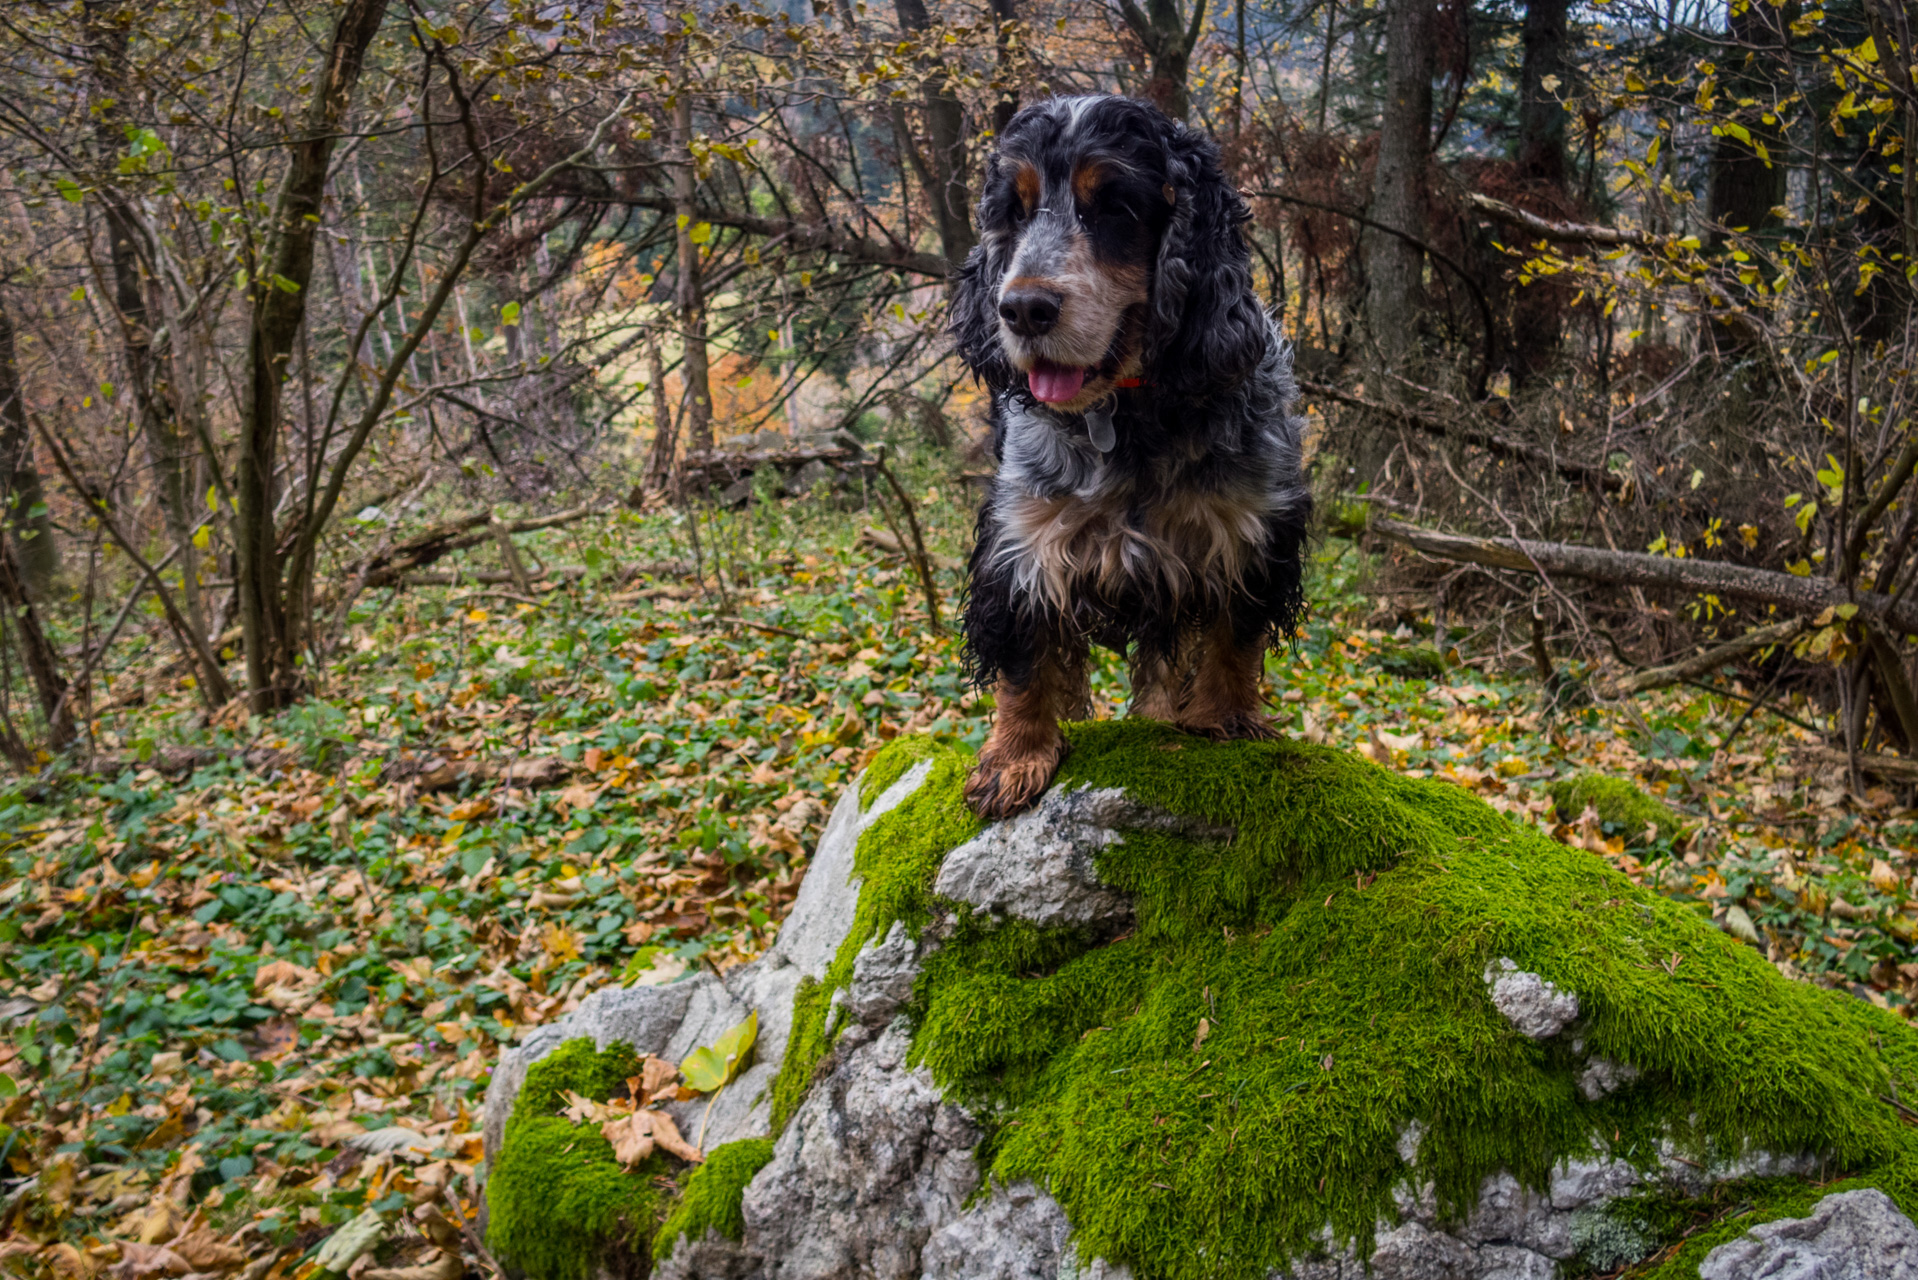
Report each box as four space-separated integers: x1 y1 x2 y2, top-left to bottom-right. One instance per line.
1013 161 1041 215
1072 159 1111 207
995 484 1273 618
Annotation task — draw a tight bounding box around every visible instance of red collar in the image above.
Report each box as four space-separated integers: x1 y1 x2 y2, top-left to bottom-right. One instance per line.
1114 376 1147 388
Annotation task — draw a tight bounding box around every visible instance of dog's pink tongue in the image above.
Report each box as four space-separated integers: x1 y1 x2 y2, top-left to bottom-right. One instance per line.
1028 361 1086 404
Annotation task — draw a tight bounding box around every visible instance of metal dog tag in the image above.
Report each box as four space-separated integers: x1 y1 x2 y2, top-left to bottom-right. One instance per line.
1086 402 1116 453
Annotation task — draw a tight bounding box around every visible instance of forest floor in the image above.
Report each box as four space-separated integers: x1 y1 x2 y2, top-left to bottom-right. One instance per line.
0 465 1913 1280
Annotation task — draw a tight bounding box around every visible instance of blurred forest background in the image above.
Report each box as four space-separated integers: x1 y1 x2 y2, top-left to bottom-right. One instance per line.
0 0 1914 1274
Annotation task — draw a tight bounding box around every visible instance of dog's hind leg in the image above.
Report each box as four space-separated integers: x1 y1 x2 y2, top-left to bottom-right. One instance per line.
1174 615 1276 740
966 643 1088 819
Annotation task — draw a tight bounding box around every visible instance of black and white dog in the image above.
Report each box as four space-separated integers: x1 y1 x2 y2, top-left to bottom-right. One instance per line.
952 95 1312 818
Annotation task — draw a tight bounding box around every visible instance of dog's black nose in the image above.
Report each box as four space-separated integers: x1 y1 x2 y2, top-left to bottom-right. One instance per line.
999 287 1062 337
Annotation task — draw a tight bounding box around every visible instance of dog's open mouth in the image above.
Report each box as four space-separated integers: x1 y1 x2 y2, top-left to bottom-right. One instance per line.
1027 359 1088 404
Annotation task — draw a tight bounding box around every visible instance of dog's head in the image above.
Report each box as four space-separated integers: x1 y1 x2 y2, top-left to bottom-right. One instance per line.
953 95 1268 413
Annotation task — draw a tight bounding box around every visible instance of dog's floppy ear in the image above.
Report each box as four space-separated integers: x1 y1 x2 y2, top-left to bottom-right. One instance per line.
1145 119 1268 401
951 232 1014 392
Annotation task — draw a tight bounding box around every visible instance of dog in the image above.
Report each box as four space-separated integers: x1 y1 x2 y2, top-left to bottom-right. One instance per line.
951 94 1312 819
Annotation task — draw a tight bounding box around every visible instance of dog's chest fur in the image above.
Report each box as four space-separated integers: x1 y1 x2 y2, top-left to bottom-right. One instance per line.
987 395 1282 615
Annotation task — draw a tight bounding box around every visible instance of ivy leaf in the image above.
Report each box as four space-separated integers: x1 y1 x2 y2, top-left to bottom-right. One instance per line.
680 1011 756 1093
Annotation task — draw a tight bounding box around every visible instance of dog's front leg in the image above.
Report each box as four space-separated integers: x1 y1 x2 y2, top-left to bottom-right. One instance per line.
966 643 1088 819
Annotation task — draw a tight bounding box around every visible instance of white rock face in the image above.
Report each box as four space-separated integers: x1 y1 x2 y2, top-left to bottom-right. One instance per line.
932 784 1227 930
1482 958 1580 1040
1699 1188 1918 1280
486 764 1898 1280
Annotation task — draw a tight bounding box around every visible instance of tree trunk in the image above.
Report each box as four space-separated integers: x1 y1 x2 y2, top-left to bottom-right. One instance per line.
1505 0 1573 379
0 292 57 596
893 0 978 269
1514 0 1571 189
0 526 74 753
1116 0 1207 122
642 335 679 494
85 2 204 633
1366 0 1435 365
673 93 715 458
1707 0 1789 246
234 0 387 712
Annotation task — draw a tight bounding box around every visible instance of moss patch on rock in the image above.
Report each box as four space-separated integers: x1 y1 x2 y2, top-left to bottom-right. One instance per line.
1549 772 1690 846
779 724 1918 1280
652 1137 777 1260
486 1038 673 1280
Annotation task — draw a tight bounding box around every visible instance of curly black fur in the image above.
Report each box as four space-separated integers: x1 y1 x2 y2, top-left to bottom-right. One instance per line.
954 95 1312 691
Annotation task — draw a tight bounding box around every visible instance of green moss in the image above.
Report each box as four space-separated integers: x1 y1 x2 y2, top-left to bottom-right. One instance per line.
486 1038 671 1280
1371 645 1449 681
773 722 1918 1280
1626 1155 1918 1278
1549 772 1690 846
651 1138 777 1260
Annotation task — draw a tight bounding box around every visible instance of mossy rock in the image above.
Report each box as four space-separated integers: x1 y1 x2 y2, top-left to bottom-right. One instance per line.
485 1039 675 1280
652 1138 777 1259
1549 772 1691 846
1370 643 1450 681
757 724 1918 1279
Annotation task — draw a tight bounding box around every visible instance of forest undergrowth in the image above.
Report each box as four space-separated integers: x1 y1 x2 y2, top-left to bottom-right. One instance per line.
0 466 1914 1280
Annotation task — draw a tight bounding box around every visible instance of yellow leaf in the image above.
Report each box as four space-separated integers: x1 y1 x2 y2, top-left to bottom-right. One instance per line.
680 1011 758 1093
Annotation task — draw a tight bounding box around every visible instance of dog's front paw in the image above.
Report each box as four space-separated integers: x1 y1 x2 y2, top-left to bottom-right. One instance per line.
965 747 1064 819
1181 711 1280 742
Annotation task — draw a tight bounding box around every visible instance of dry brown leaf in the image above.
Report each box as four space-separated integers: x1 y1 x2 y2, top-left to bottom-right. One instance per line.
648 1108 703 1164
1191 1017 1210 1054
361 1251 463 1280
638 1056 678 1101
108 1243 191 1280
167 1230 246 1272
559 1090 629 1126
600 1111 656 1168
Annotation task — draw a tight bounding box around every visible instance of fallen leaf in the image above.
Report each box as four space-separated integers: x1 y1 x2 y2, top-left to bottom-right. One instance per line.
600 1111 655 1167
108 1244 191 1280
648 1108 703 1164
635 1056 678 1103
168 1230 246 1272
681 1012 757 1093
362 1253 462 1280
1191 1017 1210 1053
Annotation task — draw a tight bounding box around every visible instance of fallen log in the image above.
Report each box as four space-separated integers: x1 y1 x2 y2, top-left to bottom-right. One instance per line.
1303 382 1624 494
679 445 868 485
358 504 608 590
1595 618 1809 699
1368 515 1918 638
1800 748 1918 784
1465 193 1664 249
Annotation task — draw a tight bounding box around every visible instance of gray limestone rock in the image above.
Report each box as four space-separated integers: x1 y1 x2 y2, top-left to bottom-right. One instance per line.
932 784 1230 930
490 763 1888 1280
482 761 931 1167
1698 1188 1918 1280
1483 958 1580 1040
